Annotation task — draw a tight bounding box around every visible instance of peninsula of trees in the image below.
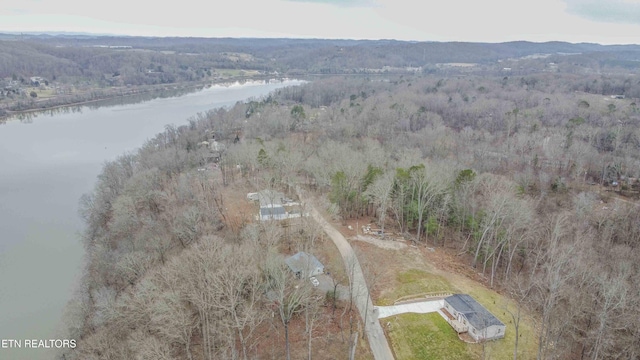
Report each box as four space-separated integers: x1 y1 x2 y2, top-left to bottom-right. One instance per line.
45 36 640 359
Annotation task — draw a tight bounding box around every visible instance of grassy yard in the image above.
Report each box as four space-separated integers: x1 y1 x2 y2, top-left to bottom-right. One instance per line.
458 285 538 360
352 242 539 359
214 69 261 78
378 269 454 305
30 88 57 99
387 312 473 360
386 299 537 360
383 274 538 360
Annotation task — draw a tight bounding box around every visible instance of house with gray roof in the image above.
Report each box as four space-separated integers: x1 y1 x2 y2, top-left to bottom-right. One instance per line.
285 252 324 278
250 189 305 221
259 206 288 221
442 294 505 341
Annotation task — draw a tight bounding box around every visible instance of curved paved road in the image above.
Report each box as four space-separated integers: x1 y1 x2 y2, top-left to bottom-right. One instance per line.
299 188 395 360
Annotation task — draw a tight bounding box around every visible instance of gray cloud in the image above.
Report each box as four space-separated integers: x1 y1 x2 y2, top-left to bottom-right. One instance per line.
284 0 376 7
564 0 640 24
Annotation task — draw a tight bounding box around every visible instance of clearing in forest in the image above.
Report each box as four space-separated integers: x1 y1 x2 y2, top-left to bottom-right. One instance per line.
339 224 539 360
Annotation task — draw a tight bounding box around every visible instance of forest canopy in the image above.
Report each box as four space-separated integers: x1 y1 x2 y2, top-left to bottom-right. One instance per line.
49 36 640 359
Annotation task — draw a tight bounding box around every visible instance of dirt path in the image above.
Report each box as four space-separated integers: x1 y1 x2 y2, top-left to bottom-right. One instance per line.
298 187 395 360
353 235 407 250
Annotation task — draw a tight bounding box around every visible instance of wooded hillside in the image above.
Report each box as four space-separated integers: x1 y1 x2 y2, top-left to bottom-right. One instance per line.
61 39 640 359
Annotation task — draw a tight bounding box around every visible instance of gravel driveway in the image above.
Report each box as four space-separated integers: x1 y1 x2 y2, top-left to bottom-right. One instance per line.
299 187 395 360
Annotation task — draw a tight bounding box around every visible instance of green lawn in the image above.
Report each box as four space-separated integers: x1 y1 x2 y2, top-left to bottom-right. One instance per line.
461 286 538 360
30 88 56 99
386 305 537 360
387 312 473 360
378 269 455 305
379 269 538 359
214 69 261 78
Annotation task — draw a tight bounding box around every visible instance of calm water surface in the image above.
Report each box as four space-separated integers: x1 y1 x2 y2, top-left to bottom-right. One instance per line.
0 79 303 359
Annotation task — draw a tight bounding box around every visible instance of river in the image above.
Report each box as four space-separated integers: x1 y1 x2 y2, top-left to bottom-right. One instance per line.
0 79 304 359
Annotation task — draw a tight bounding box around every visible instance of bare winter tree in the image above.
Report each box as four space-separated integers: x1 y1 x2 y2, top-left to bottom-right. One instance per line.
304 293 325 360
409 166 433 244
503 270 536 360
264 251 312 360
533 214 579 360
211 243 265 360
588 260 631 360
364 171 395 233
171 238 222 360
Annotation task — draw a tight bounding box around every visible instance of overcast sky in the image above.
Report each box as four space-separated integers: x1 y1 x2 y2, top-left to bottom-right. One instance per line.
1 0 640 44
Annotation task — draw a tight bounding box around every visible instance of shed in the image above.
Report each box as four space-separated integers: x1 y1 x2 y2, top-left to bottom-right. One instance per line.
442 294 505 342
285 252 324 278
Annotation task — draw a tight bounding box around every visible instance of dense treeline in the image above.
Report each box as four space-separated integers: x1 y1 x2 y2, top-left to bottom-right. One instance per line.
267 75 639 359
68 68 640 359
3 35 640 86
64 111 337 359
0 40 229 86
226 74 640 358
4 36 640 118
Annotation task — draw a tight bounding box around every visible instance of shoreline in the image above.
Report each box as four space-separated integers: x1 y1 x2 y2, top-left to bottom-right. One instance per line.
0 75 282 123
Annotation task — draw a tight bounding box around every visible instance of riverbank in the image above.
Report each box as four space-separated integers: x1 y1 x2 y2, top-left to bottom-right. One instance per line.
0 79 306 360
0 75 283 123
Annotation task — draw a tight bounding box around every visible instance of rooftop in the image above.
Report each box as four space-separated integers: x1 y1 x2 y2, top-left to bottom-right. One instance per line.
445 294 504 330
285 252 324 276
260 206 286 217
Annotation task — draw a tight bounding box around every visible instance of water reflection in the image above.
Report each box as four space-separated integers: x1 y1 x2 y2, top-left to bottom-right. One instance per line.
0 78 304 360
1 78 295 125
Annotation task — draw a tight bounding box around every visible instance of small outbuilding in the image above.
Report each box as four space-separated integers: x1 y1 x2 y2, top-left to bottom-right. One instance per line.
442 294 505 342
285 252 324 278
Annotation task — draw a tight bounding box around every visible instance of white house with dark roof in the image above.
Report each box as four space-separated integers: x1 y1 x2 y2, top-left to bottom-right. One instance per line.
285 252 324 278
250 189 306 221
259 206 288 221
441 294 505 342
